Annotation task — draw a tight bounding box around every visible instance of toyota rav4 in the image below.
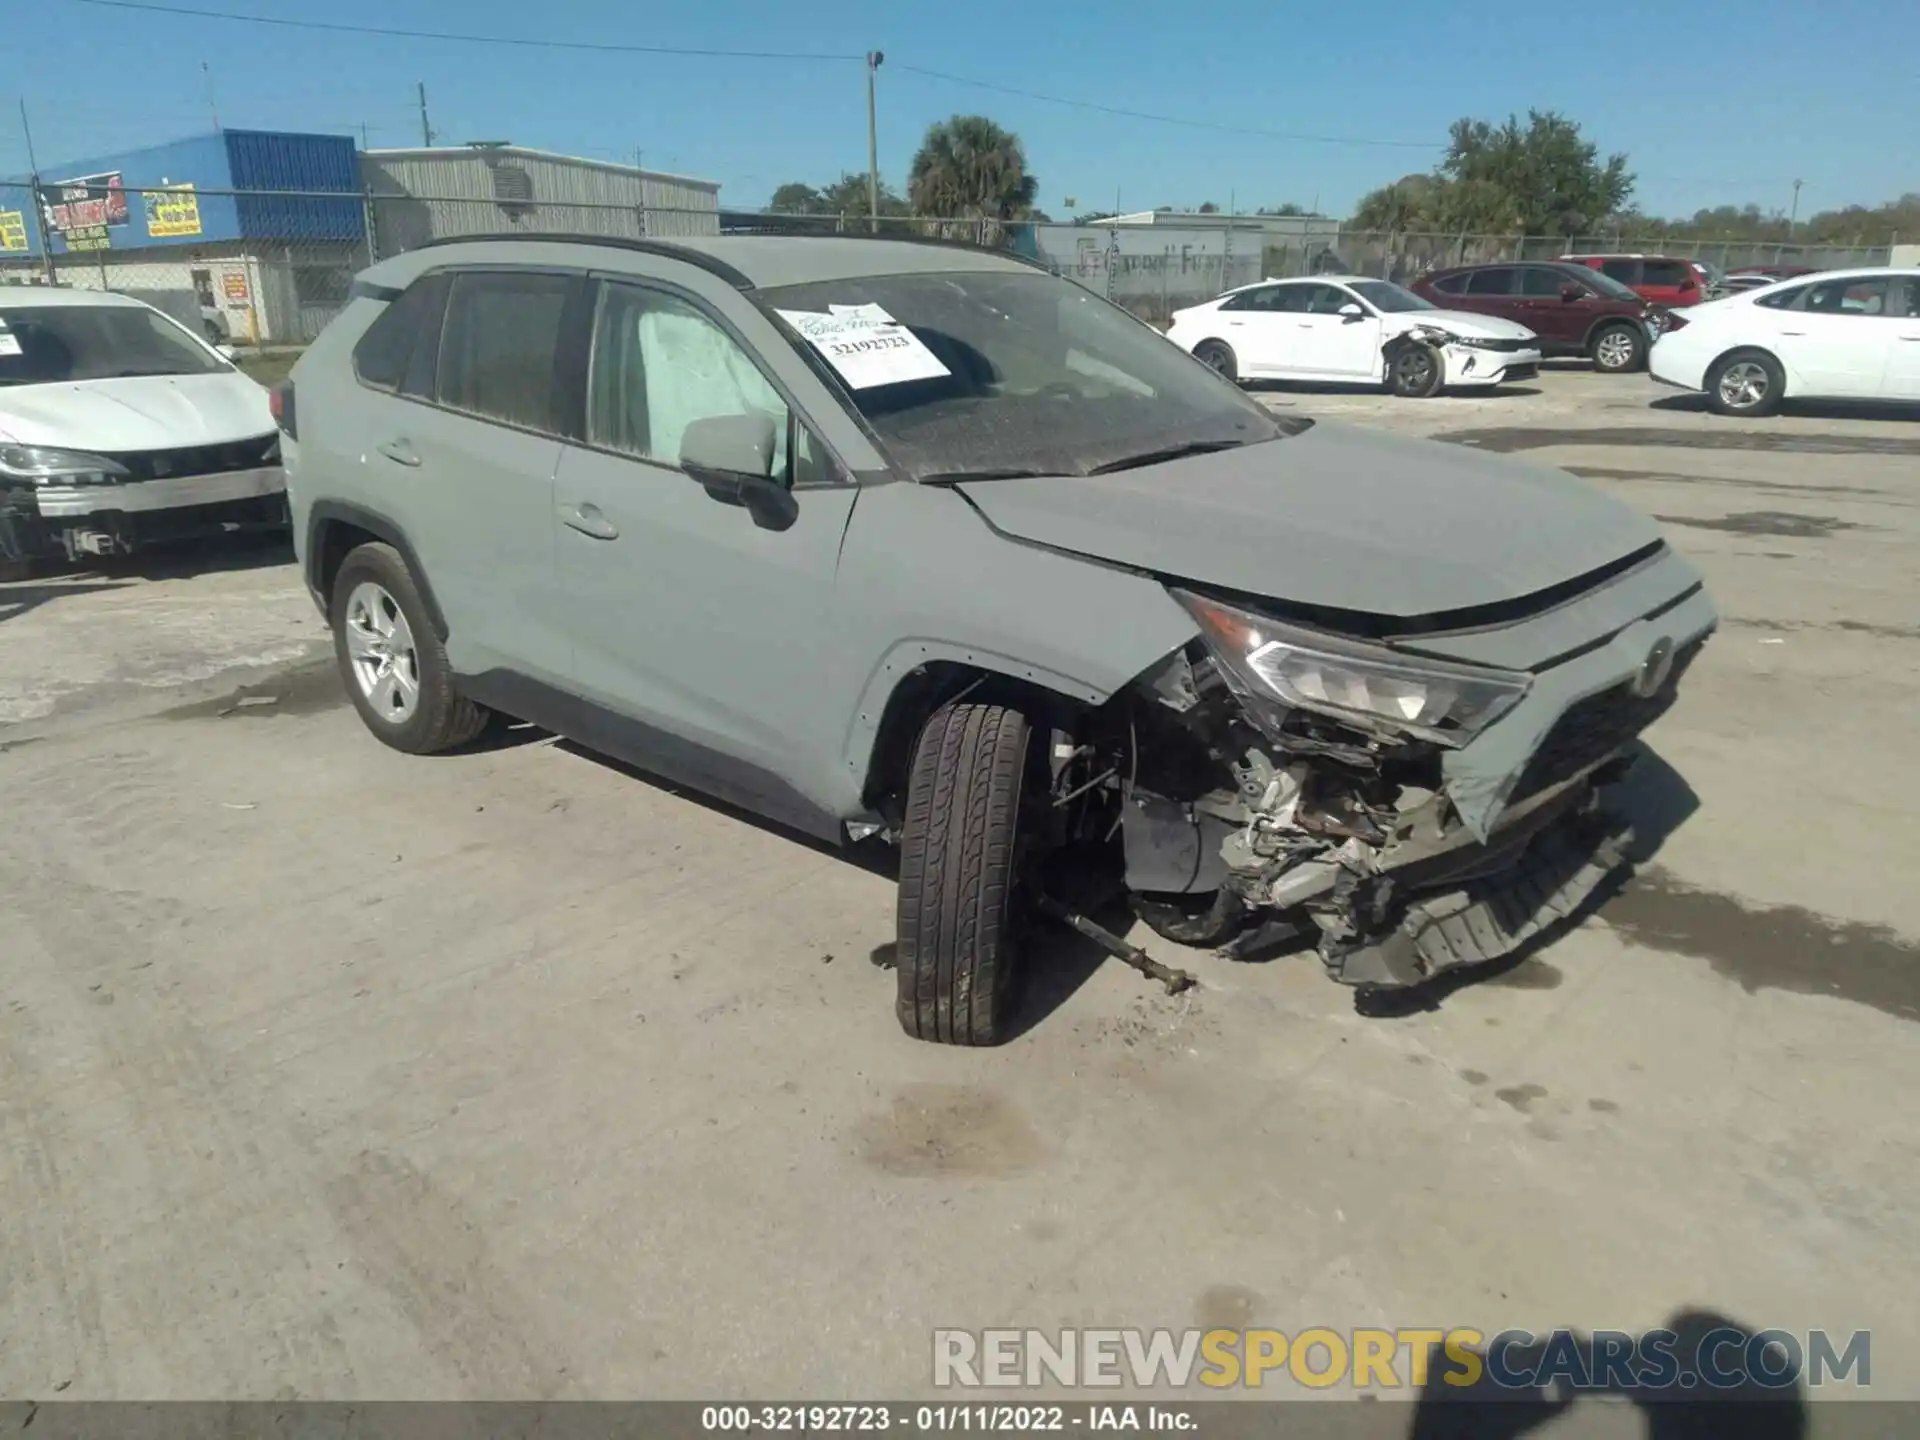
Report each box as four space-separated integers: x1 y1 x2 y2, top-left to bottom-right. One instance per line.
281 235 1716 1045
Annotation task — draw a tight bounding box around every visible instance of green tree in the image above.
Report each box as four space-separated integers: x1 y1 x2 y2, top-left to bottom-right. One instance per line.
1197 201 1220 214
1351 173 1442 231
765 173 909 222
907 115 1040 233
1256 203 1311 216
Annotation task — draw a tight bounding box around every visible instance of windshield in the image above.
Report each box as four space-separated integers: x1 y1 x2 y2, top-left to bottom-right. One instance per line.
1348 280 1433 313
1567 268 1641 301
760 270 1302 481
0 302 229 387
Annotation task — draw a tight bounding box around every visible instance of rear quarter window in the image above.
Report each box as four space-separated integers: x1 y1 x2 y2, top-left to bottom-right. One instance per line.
352 274 451 391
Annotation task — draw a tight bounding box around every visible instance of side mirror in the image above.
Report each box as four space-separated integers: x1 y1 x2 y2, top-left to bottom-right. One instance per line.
1337 302 1366 322
680 411 798 532
1559 284 1583 302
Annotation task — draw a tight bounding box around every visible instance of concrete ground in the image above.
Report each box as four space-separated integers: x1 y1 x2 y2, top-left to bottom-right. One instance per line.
2 369 1916 1425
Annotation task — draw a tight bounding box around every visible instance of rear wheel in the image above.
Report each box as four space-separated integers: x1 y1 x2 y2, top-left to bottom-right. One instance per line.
1590 322 1646 373
1706 349 1784 417
1192 340 1238 383
330 542 488 754
895 702 1033 1046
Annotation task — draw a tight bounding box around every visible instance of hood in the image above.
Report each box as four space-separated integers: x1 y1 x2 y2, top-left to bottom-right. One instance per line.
0 372 272 451
1388 309 1535 341
954 422 1663 619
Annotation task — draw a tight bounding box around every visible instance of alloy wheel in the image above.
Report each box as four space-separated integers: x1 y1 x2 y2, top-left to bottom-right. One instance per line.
1717 360 1770 412
343 580 421 724
1595 329 1637 370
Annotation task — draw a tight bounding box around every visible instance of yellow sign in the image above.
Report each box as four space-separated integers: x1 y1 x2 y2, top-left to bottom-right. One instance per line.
144 184 202 239
0 210 25 252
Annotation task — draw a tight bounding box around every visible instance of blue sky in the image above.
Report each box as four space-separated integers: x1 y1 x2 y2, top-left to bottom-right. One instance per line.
4 0 1914 221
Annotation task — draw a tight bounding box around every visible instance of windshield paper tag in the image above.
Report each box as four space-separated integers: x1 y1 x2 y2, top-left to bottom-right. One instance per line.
774 305 949 389
0 318 16 357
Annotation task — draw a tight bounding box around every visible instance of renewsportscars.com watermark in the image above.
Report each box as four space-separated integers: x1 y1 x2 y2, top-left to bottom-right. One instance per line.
933 1327 1871 1393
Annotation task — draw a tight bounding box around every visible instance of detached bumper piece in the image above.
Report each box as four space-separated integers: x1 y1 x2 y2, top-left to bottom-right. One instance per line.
1322 809 1634 990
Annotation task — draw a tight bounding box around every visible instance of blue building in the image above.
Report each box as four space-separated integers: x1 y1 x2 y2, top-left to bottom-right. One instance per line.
1 129 366 342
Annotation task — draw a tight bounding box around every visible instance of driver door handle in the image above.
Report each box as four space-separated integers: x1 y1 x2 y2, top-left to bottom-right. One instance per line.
562 502 619 541
375 438 420 467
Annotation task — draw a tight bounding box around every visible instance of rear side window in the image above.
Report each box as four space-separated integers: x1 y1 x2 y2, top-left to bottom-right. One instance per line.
1220 286 1283 312
352 276 448 390
1641 260 1692 287
1755 285 1806 310
1600 259 1640 285
1428 273 1467 295
437 272 572 432
1465 267 1515 296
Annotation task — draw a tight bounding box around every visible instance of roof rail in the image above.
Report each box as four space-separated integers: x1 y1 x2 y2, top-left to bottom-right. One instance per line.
405 232 754 289
712 224 1053 273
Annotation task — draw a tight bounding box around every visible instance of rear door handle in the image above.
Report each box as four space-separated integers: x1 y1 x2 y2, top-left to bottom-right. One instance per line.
375 438 420 467
562 502 619 541
1779 330 1806 337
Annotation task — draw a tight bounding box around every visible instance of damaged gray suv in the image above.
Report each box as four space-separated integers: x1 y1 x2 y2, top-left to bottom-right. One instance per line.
281 234 1715 1045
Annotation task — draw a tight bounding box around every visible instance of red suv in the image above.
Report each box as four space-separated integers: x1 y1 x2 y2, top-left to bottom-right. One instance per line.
1559 253 1707 307
1409 261 1671 373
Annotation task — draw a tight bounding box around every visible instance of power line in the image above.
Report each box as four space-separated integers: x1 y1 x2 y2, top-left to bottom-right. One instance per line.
894 64 1440 150
64 0 866 60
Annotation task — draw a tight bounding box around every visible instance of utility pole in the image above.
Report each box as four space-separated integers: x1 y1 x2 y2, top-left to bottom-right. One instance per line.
865 51 884 231
1788 178 1803 238
360 121 370 151
417 82 435 147
202 60 220 130
18 99 57 286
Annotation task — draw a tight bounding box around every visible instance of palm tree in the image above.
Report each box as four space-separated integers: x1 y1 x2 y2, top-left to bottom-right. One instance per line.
907 115 1039 243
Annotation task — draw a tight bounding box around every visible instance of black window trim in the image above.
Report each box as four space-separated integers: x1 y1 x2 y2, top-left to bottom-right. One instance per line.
576 272 855 493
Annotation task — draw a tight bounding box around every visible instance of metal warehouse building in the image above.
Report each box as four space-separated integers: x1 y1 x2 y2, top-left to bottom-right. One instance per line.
0 129 366 343
360 145 721 257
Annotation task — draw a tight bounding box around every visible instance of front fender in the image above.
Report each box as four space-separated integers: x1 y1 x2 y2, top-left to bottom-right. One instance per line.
828 482 1199 798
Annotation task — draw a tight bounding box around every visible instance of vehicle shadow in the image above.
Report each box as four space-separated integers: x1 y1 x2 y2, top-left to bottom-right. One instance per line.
1355 743 1698 1017
0 578 131 624
5 531 295 586
1406 1311 1808 1440
1650 391 1920 422
1244 380 1545 400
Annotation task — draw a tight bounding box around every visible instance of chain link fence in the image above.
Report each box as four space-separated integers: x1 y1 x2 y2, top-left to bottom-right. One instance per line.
1 180 1897 346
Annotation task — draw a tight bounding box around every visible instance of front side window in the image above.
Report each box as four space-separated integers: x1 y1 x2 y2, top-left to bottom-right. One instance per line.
436 271 571 432
1299 284 1358 315
1520 267 1573 298
0 302 228 387
1220 286 1284 312
761 269 1297 482
1429 273 1468 295
1465 267 1516 297
588 282 826 486
1803 277 1892 316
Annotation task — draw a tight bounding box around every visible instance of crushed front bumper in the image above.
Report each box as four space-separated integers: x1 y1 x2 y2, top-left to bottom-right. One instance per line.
0 466 288 561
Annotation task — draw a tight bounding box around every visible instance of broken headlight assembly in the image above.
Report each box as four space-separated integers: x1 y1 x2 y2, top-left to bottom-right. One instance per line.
0 445 129 487
1172 588 1531 747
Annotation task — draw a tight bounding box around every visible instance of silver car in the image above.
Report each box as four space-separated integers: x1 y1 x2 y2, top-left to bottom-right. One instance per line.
281 235 1715 1045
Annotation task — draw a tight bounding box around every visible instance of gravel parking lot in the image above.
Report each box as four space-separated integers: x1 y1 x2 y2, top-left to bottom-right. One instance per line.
2 368 1916 1421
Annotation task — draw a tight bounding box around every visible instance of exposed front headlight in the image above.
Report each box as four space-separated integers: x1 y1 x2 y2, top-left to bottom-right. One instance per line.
0 445 130 486
1173 589 1531 746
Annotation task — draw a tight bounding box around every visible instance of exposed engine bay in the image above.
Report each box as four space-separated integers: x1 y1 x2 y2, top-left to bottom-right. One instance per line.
1047 584 1708 992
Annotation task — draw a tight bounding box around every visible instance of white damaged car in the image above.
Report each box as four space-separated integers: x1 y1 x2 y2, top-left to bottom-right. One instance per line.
1168 275 1543 397
0 288 284 564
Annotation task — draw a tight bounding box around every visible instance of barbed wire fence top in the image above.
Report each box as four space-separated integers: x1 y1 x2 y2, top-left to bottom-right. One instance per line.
0 181 1896 341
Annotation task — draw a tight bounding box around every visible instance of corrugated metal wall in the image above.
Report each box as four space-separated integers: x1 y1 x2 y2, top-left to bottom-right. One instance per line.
361 148 720 258
225 130 365 242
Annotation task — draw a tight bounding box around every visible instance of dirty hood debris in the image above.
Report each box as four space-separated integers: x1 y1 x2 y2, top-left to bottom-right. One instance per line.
955 422 1662 618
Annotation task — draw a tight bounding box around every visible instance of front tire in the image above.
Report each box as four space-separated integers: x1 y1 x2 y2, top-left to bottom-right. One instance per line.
330 541 488 754
895 702 1033 1046
1590 322 1646 374
1192 340 1238 384
1706 349 1785 417
1388 342 1445 398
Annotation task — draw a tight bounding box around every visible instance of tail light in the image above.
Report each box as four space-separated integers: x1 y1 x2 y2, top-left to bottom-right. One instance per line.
268 381 297 440
1662 312 1687 334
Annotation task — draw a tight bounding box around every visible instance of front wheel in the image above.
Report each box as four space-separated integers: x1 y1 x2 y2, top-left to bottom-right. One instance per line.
1590 322 1646 374
1706 350 1785 418
1387 342 1445 398
895 702 1033 1046
1192 340 1238 384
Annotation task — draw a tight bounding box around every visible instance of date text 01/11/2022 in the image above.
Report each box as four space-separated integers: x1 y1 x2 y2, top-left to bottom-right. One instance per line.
699 1404 1199 1431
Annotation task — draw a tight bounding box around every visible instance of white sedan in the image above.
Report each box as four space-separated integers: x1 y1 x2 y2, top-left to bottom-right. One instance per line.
1649 268 1920 416
0 288 282 561
1167 275 1543 398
